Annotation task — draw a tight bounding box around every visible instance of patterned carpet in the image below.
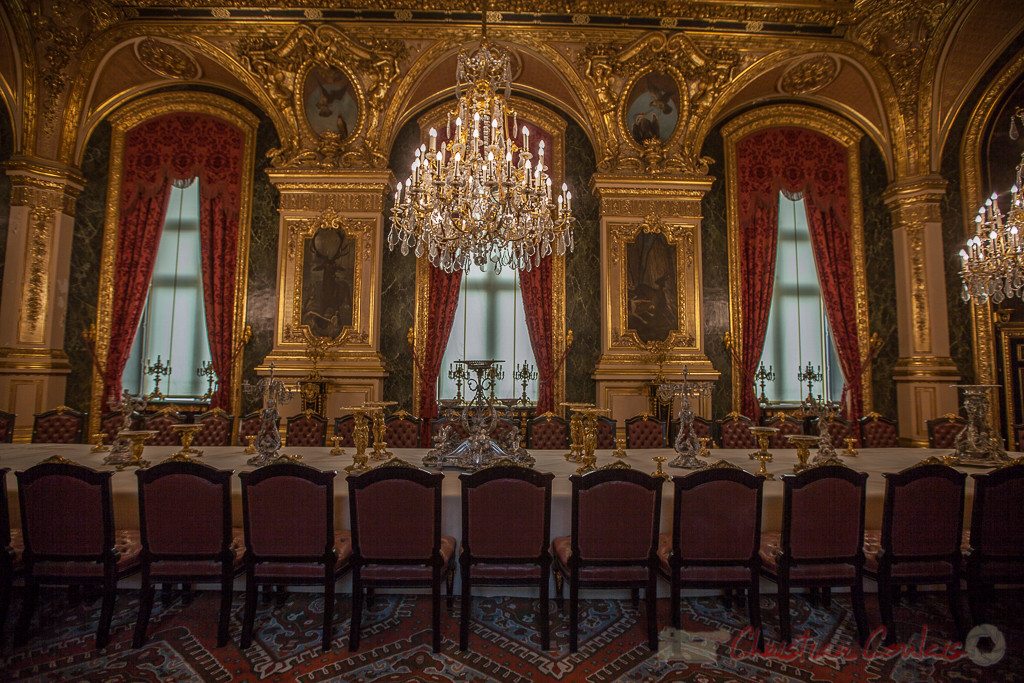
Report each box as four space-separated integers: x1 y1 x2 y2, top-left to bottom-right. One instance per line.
0 587 1020 682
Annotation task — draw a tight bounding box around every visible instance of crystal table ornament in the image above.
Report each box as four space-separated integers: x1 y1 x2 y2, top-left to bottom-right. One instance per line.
243 363 293 467
104 430 157 470
951 384 1009 465
659 366 714 470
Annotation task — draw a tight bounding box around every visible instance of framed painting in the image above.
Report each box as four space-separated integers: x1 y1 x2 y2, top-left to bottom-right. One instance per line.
625 71 680 146
300 226 355 339
302 64 358 140
625 231 678 343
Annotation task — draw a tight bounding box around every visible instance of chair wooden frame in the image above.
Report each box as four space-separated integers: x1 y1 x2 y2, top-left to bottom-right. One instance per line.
661 467 765 644
31 406 87 444
347 464 455 653
239 463 350 651
0 468 19 645
965 462 1024 625
134 460 243 648
0 411 16 443
925 414 967 449
761 465 869 645
867 462 966 644
15 461 140 649
553 468 663 653
459 466 554 651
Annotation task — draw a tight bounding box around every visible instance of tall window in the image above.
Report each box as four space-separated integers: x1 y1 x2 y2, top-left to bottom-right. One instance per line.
759 193 843 403
438 266 537 401
123 180 212 399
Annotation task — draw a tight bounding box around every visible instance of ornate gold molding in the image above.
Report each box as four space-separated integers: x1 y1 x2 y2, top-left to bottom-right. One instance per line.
90 92 259 438
722 104 872 414
135 37 202 80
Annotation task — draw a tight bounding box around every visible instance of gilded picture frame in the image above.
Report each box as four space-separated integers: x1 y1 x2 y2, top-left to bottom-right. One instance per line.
619 67 687 152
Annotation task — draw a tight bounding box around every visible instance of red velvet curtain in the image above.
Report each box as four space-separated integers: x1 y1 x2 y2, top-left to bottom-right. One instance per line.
735 127 861 418
519 255 554 413
418 265 463 435
103 114 245 408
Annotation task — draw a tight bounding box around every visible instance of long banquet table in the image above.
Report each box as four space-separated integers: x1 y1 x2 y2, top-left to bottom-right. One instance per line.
0 443 998 539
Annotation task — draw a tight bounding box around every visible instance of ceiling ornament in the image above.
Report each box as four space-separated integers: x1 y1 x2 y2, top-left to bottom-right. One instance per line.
959 107 1024 304
388 16 575 273
135 38 201 80
778 55 838 95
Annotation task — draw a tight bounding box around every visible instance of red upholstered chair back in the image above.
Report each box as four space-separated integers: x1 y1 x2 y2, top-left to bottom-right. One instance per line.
1014 424 1024 452
141 411 185 446
595 417 617 449
286 412 327 447
461 467 553 560
385 413 422 448
0 468 11 547
926 415 967 449
31 407 87 444
717 414 756 449
859 414 898 448
528 413 569 450
17 462 113 558
765 415 803 448
625 416 666 449
782 466 867 563
970 464 1024 558
137 461 233 557
236 411 264 448
192 410 234 447
348 465 443 562
100 412 136 443
668 418 712 446
0 411 15 443
240 463 334 559
571 468 662 563
882 463 965 559
674 468 764 562
334 415 356 447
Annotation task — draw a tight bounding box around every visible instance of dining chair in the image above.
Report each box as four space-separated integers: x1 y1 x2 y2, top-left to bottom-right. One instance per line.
191 408 234 447
0 467 22 646
285 410 327 447
625 415 666 449
716 413 757 449
31 406 87 444
858 412 899 448
385 410 422 448
527 412 570 450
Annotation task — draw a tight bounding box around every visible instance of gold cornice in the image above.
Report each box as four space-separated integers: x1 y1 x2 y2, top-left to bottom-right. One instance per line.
3 157 86 187
89 91 259 438
722 103 871 414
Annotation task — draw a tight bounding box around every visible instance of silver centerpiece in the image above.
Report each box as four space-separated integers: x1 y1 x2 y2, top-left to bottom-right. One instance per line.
802 395 843 464
423 360 533 470
243 363 293 467
103 390 149 468
952 384 1009 465
659 366 714 470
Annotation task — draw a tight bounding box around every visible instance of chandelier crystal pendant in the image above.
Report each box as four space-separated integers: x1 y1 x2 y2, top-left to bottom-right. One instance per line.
959 106 1024 303
388 36 575 273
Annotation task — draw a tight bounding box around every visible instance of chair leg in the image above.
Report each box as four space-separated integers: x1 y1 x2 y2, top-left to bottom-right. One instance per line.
97 573 118 649
460 563 471 651
217 570 234 648
322 570 335 652
133 574 156 648
967 573 985 625
646 574 658 651
778 579 791 643
948 578 966 642
850 578 869 647
431 570 442 653
670 570 681 630
349 579 363 652
161 582 173 606
241 572 257 649
0 570 12 646
553 561 564 609
446 564 455 613
749 574 764 652
569 572 580 654
822 587 832 609
16 577 39 646
877 574 896 645
630 586 640 608
540 564 550 652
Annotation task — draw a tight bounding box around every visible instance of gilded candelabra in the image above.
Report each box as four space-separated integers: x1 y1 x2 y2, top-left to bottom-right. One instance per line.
144 355 171 400
196 361 218 401
486 364 505 401
105 430 157 470
754 362 775 407
447 362 471 402
573 406 609 474
748 426 778 480
347 407 370 458
513 360 538 404
951 384 1009 465
561 402 593 462
801 395 842 464
242 363 293 466
658 366 714 470
364 401 398 460
797 362 823 405
103 390 148 466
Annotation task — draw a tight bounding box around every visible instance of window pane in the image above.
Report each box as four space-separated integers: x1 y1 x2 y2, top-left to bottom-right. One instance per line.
124 182 212 400
438 266 538 401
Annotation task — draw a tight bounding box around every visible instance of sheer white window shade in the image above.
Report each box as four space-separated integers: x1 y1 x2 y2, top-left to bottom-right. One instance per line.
438 266 538 401
759 193 843 404
124 180 213 400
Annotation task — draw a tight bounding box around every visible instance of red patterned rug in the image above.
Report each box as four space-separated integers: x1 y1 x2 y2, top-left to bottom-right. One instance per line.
0 588 1020 682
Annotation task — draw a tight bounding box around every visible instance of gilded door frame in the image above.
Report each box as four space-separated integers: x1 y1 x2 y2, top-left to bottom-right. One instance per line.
410 96 567 416
88 92 258 436
722 104 872 414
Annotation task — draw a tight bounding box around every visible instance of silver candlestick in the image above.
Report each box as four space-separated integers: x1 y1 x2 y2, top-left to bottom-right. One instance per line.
659 366 714 470
242 362 293 466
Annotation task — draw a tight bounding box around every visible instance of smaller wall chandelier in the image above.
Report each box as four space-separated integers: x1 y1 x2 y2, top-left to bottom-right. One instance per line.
959 106 1024 303
388 36 575 273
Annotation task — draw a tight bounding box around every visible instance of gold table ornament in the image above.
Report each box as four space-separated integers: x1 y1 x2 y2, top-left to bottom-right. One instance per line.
345 450 371 474
90 432 109 453
244 435 257 454
329 435 346 456
748 426 778 480
103 430 158 471
363 401 397 460
698 437 712 458
786 434 820 474
842 437 859 457
561 402 593 462
651 455 670 481
170 424 204 460
575 453 598 476
612 438 628 459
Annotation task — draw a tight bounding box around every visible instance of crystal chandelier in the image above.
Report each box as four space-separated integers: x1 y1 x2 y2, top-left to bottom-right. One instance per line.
388 34 575 273
959 106 1024 303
